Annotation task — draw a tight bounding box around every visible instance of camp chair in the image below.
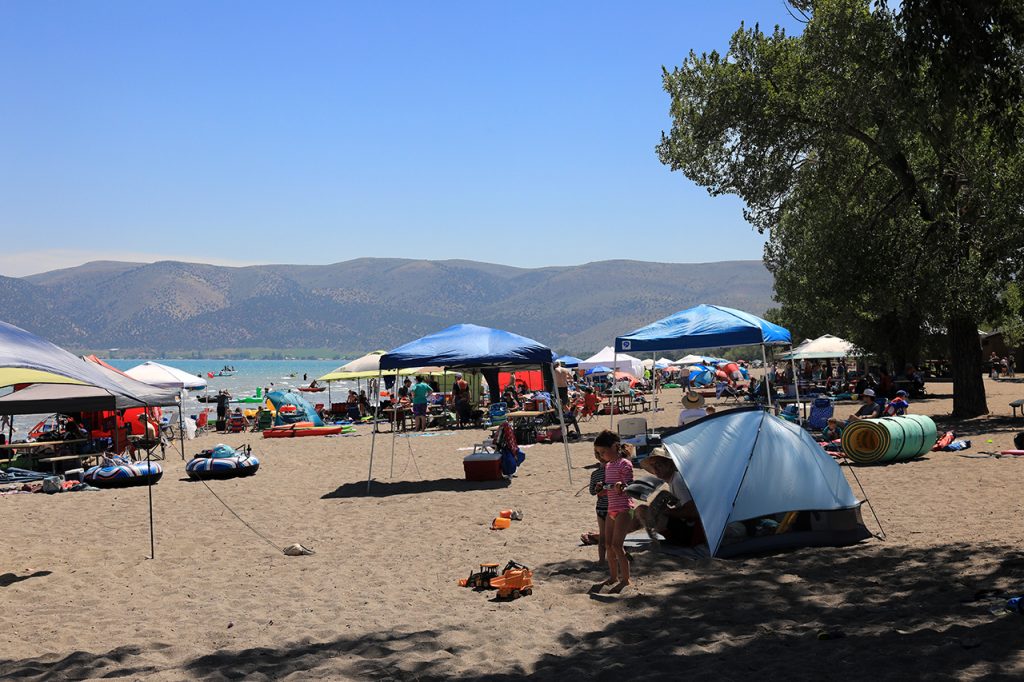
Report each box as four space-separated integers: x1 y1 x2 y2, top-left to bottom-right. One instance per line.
489 402 508 426
806 397 834 430
195 410 211 434
715 381 743 404
228 414 248 433
617 417 648 440
254 410 274 432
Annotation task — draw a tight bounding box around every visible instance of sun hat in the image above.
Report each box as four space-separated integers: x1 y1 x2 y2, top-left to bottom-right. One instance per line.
682 391 705 409
639 447 677 475
863 388 876 397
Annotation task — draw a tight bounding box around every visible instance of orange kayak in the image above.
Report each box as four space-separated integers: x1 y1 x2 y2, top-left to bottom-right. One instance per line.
262 425 343 438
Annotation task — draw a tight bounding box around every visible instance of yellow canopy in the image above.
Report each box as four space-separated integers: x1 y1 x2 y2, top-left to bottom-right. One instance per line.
0 369 87 389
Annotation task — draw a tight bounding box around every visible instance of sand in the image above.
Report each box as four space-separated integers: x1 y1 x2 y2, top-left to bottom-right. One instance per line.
3 377 1024 680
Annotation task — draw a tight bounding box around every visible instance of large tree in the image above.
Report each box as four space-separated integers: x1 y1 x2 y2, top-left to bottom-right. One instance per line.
658 0 1024 417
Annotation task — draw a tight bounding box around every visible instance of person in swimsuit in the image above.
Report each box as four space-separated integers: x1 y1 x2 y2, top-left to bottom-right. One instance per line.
594 429 638 593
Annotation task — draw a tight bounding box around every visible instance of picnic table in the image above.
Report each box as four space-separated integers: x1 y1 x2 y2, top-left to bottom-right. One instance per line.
0 439 90 471
380 406 412 432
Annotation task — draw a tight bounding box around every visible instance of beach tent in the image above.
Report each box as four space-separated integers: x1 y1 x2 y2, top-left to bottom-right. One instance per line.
672 354 722 366
614 304 795 422
318 351 387 381
661 407 870 557
778 335 860 360
0 321 141 396
578 347 644 378
266 390 324 426
368 324 571 490
83 356 181 407
0 320 159 557
125 362 207 390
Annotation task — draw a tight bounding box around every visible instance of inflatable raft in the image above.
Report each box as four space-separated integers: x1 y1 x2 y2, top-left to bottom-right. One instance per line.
83 457 163 488
186 444 260 480
298 386 326 393
263 424 345 438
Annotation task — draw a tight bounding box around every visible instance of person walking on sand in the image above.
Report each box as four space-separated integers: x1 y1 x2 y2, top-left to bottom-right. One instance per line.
584 448 610 565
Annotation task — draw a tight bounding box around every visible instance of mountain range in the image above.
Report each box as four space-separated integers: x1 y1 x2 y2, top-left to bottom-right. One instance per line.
2 258 775 357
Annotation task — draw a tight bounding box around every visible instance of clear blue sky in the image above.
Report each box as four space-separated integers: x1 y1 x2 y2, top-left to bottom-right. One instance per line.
0 1 801 276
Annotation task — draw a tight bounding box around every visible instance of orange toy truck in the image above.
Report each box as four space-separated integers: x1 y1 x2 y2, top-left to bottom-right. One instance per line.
489 561 534 600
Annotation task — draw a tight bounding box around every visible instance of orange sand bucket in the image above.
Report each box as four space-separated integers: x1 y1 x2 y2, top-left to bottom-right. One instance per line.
491 517 511 530
499 509 513 519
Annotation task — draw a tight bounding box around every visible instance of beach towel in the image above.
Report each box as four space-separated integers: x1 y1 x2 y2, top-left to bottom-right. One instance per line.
932 431 956 451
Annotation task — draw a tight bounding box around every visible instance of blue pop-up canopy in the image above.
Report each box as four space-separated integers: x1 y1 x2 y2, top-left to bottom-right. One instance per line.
368 324 572 490
614 304 790 353
556 355 583 367
380 324 555 370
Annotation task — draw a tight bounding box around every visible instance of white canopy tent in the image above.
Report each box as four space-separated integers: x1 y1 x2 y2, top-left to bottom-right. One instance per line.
778 334 861 360
125 362 207 390
578 347 644 377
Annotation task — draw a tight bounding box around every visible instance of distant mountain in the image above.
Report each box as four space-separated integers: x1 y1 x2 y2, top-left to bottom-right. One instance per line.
10 258 775 356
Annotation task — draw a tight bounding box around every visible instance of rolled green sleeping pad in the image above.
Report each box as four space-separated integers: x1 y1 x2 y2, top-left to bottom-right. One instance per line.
841 414 938 465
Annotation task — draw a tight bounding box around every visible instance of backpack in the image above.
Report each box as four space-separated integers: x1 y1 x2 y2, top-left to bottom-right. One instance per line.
500 447 525 476
1015 432 1024 451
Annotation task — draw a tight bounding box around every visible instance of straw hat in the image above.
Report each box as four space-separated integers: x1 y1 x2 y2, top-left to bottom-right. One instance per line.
681 391 705 409
639 447 677 475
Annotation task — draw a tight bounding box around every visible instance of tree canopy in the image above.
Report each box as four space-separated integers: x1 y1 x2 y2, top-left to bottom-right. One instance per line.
658 0 1024 417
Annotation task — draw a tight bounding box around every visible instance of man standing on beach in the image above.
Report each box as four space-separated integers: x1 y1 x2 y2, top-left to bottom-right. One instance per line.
553 361 572 407
411 375 432 431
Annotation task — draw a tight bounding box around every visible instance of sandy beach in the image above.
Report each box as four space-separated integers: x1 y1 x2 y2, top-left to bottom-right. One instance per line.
3 377 1024 680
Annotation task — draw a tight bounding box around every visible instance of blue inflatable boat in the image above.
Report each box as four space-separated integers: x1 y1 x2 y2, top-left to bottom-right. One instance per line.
83 457 163 488
186 444 260 480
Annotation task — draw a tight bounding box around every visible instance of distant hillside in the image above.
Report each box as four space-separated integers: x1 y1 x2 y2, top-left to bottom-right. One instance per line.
10 258 775 356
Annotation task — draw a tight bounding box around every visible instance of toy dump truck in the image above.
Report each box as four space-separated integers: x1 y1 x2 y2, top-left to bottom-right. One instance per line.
459 563 500 589
489 561 534 599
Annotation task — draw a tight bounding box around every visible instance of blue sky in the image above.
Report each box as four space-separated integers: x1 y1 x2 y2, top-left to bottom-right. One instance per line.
0 2 801 275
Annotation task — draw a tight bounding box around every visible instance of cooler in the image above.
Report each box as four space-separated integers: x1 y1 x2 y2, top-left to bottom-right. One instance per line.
463 448 503 481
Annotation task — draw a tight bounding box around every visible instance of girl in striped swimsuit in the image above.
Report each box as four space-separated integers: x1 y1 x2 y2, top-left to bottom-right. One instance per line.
594 430 637 593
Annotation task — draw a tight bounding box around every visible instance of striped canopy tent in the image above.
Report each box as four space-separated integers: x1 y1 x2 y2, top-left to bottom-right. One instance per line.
0 320 142 400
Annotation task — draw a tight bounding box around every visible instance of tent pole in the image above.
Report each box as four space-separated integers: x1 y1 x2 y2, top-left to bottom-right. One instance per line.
366 368 383 493
178 389 186 460
390 370 399 478
145 401 155 560
610 350 617 429
651 352 658 416
790 346 803 425
761 345 773 413
549 363 573 484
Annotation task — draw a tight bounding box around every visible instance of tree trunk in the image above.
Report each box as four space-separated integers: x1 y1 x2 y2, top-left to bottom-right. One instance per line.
948 314 988 418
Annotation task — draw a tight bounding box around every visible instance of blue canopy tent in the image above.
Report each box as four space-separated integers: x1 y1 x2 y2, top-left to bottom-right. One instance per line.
556 355 582 368
368 324 572 490
612 304 795 422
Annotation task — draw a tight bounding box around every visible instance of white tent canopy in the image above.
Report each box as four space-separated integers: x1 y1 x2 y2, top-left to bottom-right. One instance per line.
671 354 723 366
578 346 644 377
661 408 865 556
779 334 860 360
125 361 207 390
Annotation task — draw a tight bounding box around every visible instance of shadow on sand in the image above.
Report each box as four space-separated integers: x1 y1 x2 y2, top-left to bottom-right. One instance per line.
0 570 51 588
322 477 511 499
4 543 1024 680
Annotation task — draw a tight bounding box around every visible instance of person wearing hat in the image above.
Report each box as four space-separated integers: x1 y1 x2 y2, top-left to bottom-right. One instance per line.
678 391 706 426
847 388 882 423
884 389 910 416
637 448 704 547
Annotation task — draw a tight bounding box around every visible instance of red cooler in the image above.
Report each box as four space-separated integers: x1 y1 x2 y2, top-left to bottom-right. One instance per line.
463 450 503 481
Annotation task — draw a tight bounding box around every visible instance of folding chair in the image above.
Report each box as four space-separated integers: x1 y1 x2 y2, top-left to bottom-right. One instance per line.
489 402 508 426
715 381 743 404
617 417 648 440
807 397 834 430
